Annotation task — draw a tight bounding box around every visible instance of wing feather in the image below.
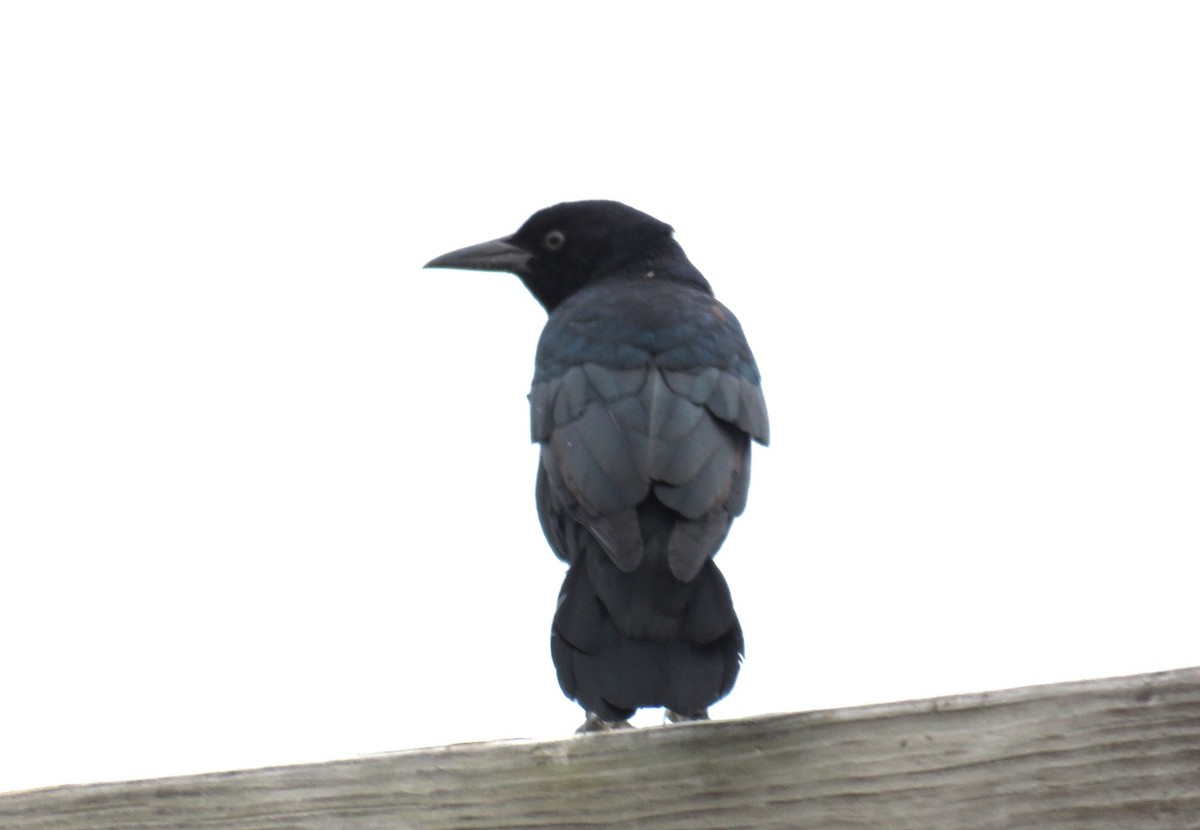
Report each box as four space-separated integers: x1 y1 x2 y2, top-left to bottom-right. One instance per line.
531 282 767 580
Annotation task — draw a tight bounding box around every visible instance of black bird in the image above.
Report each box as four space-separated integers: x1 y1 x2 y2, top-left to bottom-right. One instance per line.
426 201 768 730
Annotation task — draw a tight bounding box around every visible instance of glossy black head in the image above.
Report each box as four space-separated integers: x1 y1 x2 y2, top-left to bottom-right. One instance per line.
425 200 706 312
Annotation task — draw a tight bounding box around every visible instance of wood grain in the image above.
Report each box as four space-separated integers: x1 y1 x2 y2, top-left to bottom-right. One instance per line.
3 667 1198 829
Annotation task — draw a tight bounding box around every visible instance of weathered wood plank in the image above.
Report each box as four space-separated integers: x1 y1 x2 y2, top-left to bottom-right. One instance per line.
3 667 1198 829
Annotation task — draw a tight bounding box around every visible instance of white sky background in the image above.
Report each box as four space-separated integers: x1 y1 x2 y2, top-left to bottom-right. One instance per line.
1 2 1197 794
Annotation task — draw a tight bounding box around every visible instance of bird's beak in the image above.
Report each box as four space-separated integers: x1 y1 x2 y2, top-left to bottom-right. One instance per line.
424 236 532 275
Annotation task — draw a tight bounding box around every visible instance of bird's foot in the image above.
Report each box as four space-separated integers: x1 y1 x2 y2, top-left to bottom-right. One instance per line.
576 713 633 734
665 708 709 724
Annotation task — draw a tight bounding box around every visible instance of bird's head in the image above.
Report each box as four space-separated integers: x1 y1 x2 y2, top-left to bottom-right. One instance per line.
425 200 695 312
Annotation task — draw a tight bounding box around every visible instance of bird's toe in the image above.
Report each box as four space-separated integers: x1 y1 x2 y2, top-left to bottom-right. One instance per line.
666 708 709 724
576 713 634 734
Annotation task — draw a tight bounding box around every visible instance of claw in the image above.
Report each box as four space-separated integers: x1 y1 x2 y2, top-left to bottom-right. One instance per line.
666 708 709 724
576 713 634 734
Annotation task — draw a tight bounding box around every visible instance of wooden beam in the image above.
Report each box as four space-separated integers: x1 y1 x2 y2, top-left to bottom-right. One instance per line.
3 667 1198 829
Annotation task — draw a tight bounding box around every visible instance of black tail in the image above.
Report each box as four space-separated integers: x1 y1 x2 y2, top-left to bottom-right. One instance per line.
550 501 743 721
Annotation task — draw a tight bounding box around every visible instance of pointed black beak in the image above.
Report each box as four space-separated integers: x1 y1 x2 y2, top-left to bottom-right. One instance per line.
424 236 532 275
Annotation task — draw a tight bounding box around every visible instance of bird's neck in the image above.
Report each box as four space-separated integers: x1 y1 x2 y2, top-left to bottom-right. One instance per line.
627 238 714 296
